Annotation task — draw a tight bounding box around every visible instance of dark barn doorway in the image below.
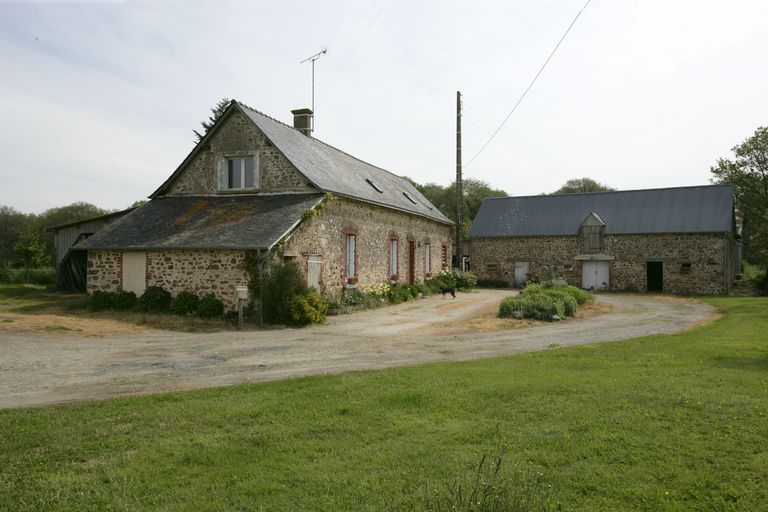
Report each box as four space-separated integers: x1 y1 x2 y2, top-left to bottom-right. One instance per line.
646 261 663 292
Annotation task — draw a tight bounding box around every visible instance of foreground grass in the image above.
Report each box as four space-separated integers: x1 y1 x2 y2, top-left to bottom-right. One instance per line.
0 285 246 332
1 298 767 511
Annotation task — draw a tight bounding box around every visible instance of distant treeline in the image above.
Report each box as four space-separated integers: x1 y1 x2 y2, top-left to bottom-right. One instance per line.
0 201 143 277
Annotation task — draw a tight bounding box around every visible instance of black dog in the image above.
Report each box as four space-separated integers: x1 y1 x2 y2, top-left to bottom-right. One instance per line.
440 287 456 299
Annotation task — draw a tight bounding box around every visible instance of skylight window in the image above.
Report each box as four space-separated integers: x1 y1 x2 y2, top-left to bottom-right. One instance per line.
402 192 417 204
366 178 384 193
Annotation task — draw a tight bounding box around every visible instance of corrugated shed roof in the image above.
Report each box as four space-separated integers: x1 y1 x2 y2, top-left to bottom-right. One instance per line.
78 194 323 250
468 185 734 238
237 104 452 225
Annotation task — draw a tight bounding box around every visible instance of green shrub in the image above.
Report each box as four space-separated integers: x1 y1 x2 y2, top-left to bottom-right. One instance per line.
263 261 327 325
521 283 543 295
171 291 199 316
416 282 432 296
403 284 420 299
113 291 137 311
134 286 172 313
424 277 444 293
0 267 55 285
263 261 308 324
498 293 565 320
523 283 590 306
454 270 477 290
434 269 458 289
562 285 590 304
344 290 367 306
287 288 328 326
541 289 578 317
87 290 115 311
197 294 224 318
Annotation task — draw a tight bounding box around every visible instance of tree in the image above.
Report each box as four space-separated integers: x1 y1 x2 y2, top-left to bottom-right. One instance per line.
711 126 768 270
36 202 110 266
405 177 508 239
0 206 29 267
194 97 232 142
14 226 47 282
551 177 615 195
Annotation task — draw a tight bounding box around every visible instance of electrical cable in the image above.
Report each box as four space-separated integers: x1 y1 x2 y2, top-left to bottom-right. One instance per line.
464 0 592 169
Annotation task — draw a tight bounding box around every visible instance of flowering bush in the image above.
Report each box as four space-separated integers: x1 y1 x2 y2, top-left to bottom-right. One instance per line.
361 282 391 297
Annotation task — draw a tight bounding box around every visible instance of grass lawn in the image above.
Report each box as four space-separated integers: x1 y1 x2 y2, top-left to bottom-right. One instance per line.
1 297 766 511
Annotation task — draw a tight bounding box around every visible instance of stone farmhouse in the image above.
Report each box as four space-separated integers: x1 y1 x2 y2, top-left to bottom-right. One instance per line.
81 101 452 310
468 185 736 294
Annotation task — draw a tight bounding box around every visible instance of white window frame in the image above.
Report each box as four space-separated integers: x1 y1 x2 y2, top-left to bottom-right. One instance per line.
345 234 356 278
219 151 260 191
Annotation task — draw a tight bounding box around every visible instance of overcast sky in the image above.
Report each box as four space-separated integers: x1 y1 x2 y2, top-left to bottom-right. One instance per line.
1 0 766 213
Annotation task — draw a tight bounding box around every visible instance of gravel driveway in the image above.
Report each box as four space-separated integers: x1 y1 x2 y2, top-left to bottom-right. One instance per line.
0 291 715 409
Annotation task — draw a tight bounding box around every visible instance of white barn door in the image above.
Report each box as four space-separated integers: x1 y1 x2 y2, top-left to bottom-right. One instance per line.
122 252 146 295
514 261 529 288
582 261 609 290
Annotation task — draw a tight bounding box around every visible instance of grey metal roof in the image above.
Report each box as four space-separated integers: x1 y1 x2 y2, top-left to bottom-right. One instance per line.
78 194 323 251
468 185 734 238
237 104 452 225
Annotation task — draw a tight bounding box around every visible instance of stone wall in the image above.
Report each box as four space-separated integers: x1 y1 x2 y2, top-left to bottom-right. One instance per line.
86 251 122 293
284 197 452 296
145 250 250 310
471 232 733 295
167 109 316 195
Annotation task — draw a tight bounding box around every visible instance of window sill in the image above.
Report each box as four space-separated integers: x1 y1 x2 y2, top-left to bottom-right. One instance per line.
217 188 260 195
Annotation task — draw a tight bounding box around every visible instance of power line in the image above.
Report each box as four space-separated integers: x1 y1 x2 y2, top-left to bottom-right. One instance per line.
464 0 592 169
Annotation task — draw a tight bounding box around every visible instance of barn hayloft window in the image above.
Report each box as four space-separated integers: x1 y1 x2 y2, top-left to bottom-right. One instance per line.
580 212 605 254
220 153 259 191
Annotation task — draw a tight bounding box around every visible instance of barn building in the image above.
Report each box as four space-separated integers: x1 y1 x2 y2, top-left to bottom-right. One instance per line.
468 185 736 294
46 208 135 291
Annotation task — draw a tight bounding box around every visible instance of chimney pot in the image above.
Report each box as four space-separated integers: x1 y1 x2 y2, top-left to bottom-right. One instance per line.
291 108 313 137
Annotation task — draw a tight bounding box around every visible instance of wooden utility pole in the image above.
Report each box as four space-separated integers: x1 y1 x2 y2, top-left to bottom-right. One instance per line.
455 91 463 269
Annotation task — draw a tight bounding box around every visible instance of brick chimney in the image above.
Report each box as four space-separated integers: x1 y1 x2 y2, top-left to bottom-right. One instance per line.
291 108 313 137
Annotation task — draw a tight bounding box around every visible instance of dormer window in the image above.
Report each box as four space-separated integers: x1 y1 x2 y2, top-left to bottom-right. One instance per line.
220 153 259 191
580 212 605 254
366 178 384 193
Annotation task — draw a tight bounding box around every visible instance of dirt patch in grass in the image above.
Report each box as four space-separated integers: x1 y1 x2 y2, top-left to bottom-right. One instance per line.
575 299 613 319
0 313 151 337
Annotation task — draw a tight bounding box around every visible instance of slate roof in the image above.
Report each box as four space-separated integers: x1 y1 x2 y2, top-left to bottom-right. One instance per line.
78 194 323 251
151 102 451 225
468 185 734 238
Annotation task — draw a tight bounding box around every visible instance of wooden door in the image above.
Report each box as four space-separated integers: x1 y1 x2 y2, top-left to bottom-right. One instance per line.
582 261 609 290
122 252 146 295
514 261 529 288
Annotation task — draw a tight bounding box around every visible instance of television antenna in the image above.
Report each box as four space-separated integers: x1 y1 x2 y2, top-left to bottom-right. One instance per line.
300 49 327 113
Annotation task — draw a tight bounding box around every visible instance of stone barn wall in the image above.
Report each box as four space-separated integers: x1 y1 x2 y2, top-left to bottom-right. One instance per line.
471 232 732 295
